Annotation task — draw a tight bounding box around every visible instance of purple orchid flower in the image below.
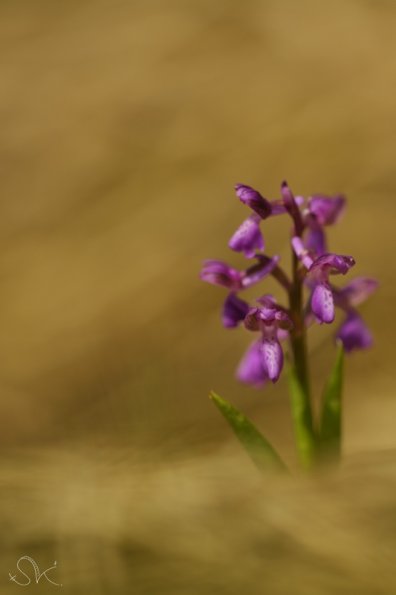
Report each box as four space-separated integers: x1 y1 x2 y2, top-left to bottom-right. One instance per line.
332 277 378 352
308 194 346 226
236 296 293 385
292 237 355 324
228 214 264 259
308 254 355 324
235 183 298 219
281 181 305 235
200 255 280 292
304 194 346 256
235 184 274 219
336 312 373 352
200 255 280 329
222 293 250 328
200 260 244 291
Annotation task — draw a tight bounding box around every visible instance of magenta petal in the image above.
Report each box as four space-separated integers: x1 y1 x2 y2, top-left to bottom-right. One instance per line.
236 341 268 388
256 294 277 308
244 298 292 334
280 181 298 210
222 294 250 328
244 308 262 331
276 327 289 342
308 195 345 226
309 253 355 276
235 184 272 219
281 181 304 234
261 338 283 382
337 277 378 307
269 201 287 215
200 260 243 290
242 255 280 288
228 215 264 258
336 312 373 352
291 236 314 269
311 282 335 323
305 227 327 256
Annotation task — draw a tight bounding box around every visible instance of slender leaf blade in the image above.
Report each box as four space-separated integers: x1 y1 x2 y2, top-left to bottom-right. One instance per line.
209 391 287 473
319 342 344 461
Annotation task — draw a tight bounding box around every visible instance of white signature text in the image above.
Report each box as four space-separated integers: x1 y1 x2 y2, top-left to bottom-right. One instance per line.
9 556 62 587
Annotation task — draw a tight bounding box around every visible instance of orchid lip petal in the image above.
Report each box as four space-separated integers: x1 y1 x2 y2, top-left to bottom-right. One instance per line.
236 340 268 387
261 338 283 382
311 282 335 324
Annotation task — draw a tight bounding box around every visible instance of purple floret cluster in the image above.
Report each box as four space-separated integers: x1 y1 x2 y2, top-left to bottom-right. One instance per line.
200 182 377 388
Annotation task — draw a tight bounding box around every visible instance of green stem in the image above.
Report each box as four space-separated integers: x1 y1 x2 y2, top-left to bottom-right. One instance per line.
288 251 317 469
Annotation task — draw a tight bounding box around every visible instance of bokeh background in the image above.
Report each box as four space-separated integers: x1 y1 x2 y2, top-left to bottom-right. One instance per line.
1 0 396 593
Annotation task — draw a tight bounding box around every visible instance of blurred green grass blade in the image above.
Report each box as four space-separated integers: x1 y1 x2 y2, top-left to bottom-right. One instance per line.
319 343 344 460
209 391 287 473
287 365 317 469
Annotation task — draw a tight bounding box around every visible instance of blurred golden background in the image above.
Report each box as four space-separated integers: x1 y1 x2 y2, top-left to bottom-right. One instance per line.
1 0 396 592
0 0 394 454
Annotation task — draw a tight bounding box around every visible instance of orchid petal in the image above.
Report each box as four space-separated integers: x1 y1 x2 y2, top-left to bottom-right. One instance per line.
228 215 264 259
242 255 280 288
308 195 345 226
311 282 335 323
261 338 284 382
281 181 304 234
309 253 355 276
200 260 243 290
222 294 250 328
235 184 272 219
305 227 327 256
337 277 378 307
336 312 373 352
291 236 314 269
236 341 268 387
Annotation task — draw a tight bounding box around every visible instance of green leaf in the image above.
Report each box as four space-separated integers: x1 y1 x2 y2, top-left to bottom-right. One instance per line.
287 365 317 469
209 391 287 473
319 342 344 461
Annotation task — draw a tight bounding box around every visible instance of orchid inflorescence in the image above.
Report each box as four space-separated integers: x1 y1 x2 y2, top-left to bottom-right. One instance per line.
201 181 377 471
201 182 377 388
